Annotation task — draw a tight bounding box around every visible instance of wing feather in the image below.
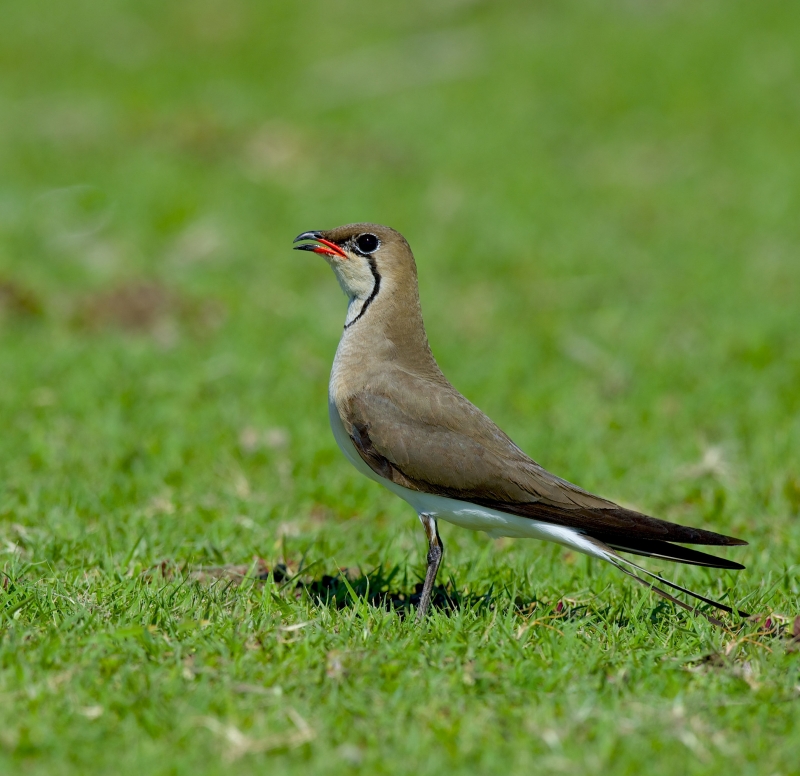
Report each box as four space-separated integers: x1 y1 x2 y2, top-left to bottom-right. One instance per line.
340 381 745 551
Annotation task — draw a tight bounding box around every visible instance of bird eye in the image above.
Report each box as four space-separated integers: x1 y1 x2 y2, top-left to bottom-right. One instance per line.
355 233 380 254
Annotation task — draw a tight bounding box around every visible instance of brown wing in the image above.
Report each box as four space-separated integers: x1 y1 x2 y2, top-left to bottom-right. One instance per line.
340 381 746 553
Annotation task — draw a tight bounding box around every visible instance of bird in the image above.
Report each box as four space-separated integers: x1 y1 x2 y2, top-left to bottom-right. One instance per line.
293 223 748 625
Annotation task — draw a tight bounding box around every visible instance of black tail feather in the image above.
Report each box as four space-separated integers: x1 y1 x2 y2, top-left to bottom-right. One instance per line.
607 538 745 570
581 535 750 627
612 554 750 618
613 563 728 628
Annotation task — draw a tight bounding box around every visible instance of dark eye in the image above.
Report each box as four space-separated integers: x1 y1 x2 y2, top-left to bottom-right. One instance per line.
355 233 380 254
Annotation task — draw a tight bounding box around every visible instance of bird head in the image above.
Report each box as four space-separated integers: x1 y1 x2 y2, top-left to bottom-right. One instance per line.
293 223 415 306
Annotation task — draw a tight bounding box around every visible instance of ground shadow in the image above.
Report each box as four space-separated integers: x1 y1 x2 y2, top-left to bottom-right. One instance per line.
277 562 488 618
148 558 776 633
175 559 512 618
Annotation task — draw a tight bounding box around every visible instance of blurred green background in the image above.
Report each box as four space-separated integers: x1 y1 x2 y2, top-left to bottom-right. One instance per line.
1 1 799 774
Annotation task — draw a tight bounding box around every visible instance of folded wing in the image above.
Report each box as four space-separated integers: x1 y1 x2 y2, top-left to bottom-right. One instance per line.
341 381 745 568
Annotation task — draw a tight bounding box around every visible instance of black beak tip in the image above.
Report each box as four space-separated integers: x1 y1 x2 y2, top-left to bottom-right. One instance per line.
293 244 318 252
293 230 323 244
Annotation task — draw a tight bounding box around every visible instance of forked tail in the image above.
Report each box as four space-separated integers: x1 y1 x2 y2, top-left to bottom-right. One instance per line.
584 537 750 628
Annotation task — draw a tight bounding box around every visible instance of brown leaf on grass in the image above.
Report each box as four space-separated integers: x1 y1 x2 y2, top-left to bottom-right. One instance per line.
141 559 181 580
746 611 800 645
186 557 273 583
73 281 224 341
0 280 43 321
142 557 277 583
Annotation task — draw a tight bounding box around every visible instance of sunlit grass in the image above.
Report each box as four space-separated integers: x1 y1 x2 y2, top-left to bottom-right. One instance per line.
1 1 799 774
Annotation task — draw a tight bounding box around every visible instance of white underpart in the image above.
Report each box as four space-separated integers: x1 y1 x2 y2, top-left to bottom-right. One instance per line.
344 295 368 327
328 398 611 563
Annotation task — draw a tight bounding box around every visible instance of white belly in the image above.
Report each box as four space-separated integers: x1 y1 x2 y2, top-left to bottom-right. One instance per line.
328 399 609 561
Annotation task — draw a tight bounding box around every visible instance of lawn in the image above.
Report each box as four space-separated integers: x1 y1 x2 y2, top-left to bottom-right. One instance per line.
1 1 799 774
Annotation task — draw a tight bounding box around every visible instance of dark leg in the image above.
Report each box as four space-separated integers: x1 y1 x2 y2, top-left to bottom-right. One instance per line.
416 513 444 622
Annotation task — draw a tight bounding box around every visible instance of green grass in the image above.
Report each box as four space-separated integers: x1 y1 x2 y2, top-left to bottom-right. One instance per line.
2 0 800 773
